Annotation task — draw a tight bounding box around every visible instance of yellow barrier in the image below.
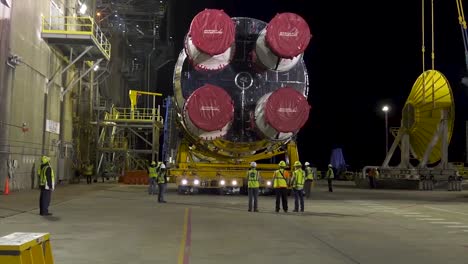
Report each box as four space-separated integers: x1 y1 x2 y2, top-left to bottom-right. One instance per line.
41 16 111 60
0 233 54 264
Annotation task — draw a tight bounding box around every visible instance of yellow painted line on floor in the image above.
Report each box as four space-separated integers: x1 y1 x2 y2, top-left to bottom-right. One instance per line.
178 208 192 264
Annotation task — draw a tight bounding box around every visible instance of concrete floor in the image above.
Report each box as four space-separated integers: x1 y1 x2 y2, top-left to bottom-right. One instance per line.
0 181 468 264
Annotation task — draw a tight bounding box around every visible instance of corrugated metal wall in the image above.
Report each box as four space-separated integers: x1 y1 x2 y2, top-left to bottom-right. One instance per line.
0 0 78 191
0 1 13 192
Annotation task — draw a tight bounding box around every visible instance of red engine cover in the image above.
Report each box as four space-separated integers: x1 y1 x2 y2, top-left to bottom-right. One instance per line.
264 87 311 133
185 84 234 131
189 9 235 56
265 13 312 59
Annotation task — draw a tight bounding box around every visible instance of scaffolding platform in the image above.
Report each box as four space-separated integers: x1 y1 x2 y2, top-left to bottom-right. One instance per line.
103 107 164 127
95 106 164 174
41 16 111 60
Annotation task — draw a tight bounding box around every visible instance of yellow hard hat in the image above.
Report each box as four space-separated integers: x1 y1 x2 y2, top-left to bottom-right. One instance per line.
294 161 302 167
151 161 156 166
278 161 287 167
41 156 50 164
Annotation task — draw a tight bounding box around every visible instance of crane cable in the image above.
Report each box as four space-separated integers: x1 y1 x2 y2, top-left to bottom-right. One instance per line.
422 0 426 103
431 0 435 70
456 0 468 70
422 0 426 72
431 0 435 107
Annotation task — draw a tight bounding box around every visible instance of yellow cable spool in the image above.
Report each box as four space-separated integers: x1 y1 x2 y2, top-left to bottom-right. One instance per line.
402 70 455 164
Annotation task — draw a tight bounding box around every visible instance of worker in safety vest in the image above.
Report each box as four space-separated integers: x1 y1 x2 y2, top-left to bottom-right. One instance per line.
273 161 289 213
38 156 55 216
326 164 334 192
291 161 306 212
247 161 260 212
304 162 314 198
83 162 94 184
156 163 168 203
147 161 158 195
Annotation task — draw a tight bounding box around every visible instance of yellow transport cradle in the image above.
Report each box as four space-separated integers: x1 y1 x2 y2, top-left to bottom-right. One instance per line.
0 233 54 264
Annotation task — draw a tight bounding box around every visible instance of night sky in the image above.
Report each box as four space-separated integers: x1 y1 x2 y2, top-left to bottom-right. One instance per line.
171 0 468 169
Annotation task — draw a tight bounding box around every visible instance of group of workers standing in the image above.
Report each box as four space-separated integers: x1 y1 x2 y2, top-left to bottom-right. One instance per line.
147 161 168 203
36 155 336 217
246 161 335 213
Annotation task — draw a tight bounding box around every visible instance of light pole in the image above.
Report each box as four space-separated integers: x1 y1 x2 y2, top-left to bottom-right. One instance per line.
382 105 390 156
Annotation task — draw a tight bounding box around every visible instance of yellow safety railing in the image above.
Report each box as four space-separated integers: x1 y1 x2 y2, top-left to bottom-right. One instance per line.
108 107 163 123
41 16 111 60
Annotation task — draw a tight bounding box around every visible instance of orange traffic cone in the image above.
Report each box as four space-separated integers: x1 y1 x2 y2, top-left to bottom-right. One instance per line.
4 177 10 195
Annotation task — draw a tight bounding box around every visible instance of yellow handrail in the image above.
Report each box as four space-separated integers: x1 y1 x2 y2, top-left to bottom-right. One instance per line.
41 16 111 60
107 107 164 123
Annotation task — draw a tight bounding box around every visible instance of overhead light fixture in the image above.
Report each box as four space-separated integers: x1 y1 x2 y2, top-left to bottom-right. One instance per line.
93 65 99 71
129 44 132 47
114 14 118 17
79 4 87 15
96 12 101 16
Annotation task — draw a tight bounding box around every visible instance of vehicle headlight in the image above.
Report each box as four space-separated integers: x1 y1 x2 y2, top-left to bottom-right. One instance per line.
181 179 188 185
232 180 237 186
266 181 272 186
220 180 225 185
194 179 200 185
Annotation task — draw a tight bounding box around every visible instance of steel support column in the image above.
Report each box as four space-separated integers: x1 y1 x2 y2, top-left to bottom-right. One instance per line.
61 59 103 98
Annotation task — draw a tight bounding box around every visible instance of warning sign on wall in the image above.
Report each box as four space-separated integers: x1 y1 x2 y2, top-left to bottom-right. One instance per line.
46 120 60 134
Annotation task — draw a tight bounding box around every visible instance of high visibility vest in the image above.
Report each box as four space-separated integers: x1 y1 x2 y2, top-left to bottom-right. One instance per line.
39 165 55 190
292 169 305 190
326 168 334 179
273 169 288 188
148 166 158 178
157 170 166 184
305 167 314 180
247 169 259 188
84 165 93 176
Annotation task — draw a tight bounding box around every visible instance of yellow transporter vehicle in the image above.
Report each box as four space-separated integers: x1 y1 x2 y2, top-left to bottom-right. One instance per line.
166 11 312 194
170 139 300 194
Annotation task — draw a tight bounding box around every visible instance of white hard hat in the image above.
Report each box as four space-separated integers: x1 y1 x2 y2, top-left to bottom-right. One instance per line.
250 161 257 168
328 164 332 167
304 162 310 166
160 164 166 169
